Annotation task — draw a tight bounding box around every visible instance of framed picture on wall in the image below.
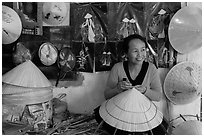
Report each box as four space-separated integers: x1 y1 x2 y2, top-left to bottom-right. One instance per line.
13 2 43 35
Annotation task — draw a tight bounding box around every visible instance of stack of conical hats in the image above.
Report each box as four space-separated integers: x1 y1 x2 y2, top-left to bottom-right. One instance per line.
99 88 163 132
2 60 53 105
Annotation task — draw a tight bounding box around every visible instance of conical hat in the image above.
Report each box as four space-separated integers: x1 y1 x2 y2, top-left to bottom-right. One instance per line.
164 62 202 105
2 82 52 95
172 120 202 135
168 6 202 54
2 6 22 44
2 60 52 88
99 88 163 132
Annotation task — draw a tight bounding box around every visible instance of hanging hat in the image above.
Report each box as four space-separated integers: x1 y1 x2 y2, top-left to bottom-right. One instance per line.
38 42 58 66
2 5 22 44
2 60 52 88
42 2 68 25
164 62 202 105
99 88 163 132
172 120 202 135
57 47 76 72
168 6 202 54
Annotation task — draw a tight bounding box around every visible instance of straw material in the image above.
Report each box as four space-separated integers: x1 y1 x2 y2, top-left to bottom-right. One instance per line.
99 88 163 132
2 83 52 95
2 60 52 88
172 120 202 135
2 89 53 105
164 62 202 105
2 6 22 44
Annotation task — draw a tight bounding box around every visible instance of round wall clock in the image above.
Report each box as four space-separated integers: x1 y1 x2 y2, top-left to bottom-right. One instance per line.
38 42 58 66
164 62 202 105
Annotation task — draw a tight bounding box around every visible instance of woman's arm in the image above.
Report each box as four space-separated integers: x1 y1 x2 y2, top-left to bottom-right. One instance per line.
144 67 162 102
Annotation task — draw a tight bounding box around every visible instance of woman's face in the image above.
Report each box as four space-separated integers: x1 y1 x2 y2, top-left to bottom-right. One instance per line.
127 39 146 65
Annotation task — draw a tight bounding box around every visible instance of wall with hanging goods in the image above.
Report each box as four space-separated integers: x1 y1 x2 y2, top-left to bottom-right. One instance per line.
2 2 181 80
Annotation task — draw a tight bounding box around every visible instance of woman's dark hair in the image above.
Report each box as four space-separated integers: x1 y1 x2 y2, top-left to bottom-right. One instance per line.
122 34 148 54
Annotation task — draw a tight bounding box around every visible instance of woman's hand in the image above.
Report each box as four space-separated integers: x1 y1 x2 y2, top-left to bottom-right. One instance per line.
135 85 147 94
117 81 133 92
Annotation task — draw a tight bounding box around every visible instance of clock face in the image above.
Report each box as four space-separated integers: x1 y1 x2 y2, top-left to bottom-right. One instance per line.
38 43 58 66
164 62 202 105
2 6 22 44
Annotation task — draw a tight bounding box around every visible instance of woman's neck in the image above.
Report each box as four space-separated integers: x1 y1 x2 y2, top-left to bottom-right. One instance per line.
128 62 143 72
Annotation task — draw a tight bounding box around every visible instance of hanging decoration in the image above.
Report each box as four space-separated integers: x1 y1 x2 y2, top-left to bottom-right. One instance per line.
38 42 58 66
2 5 22 44
12 42 32 66
164 61 202 105
72 41 94 72
55 47 76 86
95 38 118 71
42 2 68 26
71 3 107 42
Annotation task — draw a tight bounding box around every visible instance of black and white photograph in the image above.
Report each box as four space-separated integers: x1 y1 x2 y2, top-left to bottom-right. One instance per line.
2 1 202 135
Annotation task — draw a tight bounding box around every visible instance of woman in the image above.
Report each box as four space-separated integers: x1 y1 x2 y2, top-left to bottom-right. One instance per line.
94 34 168 135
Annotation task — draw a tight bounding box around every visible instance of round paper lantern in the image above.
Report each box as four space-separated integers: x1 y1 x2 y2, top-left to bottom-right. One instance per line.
42 2 68 25
99 88 163 132
164 62 202 105
172 120 202 135
58 47 76 72
2 6 22 44
38 42 58 66
168 6 202 54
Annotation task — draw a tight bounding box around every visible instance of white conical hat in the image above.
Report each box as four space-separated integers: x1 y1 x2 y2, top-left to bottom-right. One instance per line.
2 82 52 95
2 60 52 88
172 120 202 135
2 6 22 44
99 88 163 132
164 62 202 105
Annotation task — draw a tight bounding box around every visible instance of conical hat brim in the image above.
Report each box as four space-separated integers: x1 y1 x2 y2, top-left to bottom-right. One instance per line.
99 88 163 132
2 82 52 95
172 120 202 135
2 60 52 88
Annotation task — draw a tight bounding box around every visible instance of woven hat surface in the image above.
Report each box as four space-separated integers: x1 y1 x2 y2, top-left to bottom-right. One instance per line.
2 60 52 88
99 88 163 132
2 6 22 44
172 120 202 135
168 6 202 54
164 61 202 105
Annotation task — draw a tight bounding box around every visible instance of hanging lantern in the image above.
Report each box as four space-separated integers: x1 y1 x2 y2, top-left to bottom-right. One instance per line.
2 6 22 44
168 6 202 54
99 88 163 132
